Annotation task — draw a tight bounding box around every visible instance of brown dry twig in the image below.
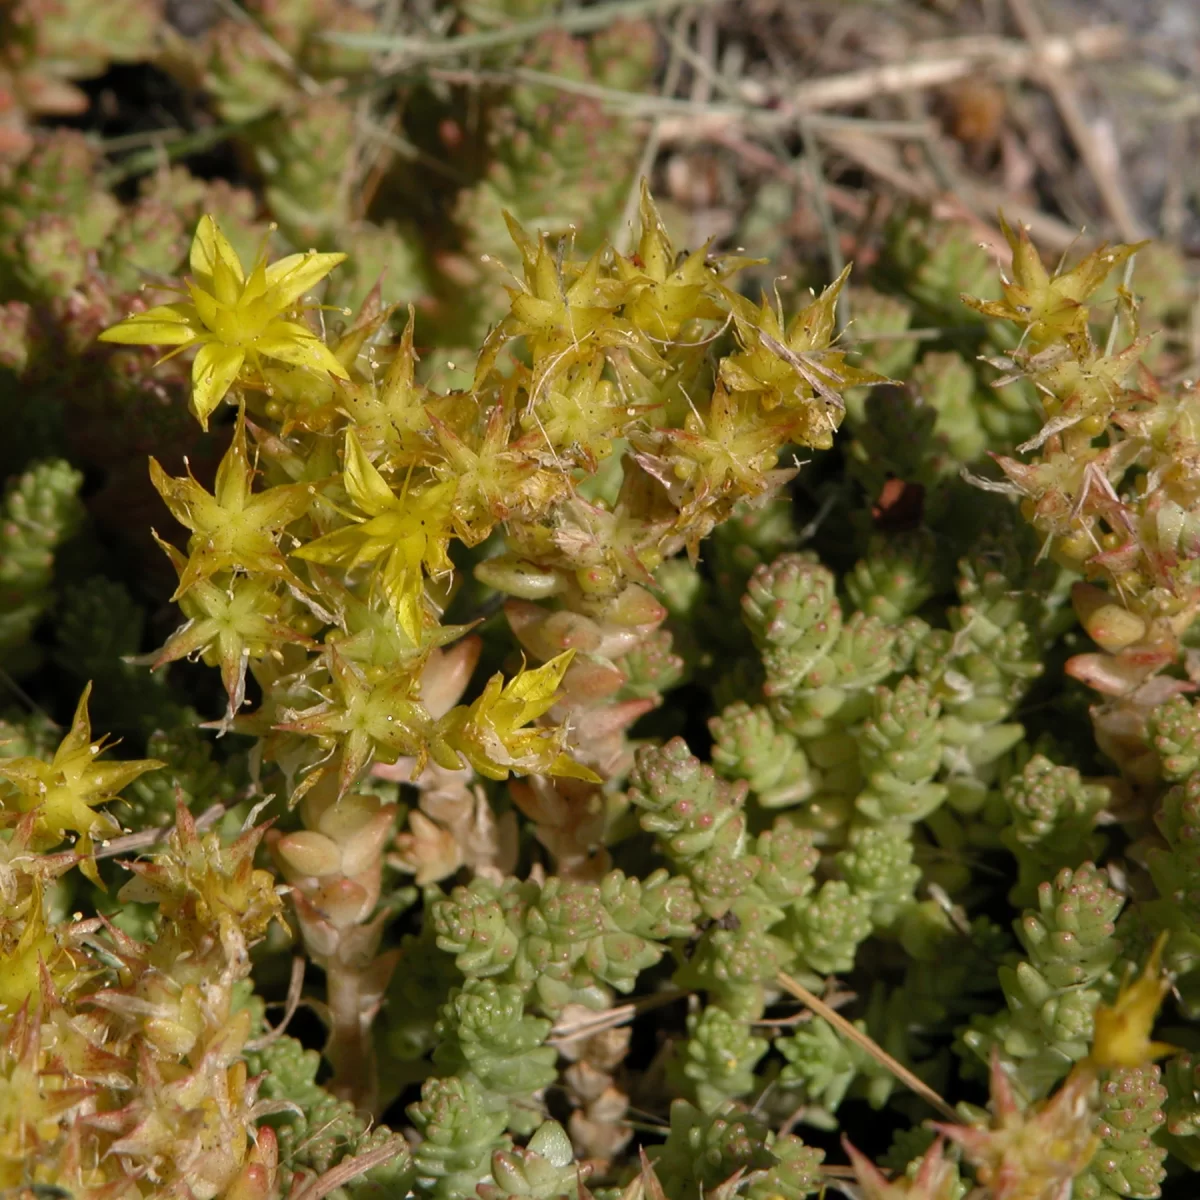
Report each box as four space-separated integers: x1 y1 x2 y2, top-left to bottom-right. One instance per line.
655 24 1123 145
820 127 1089 255
775 970 961 1124
1005 0 1147 242
97 801 227 859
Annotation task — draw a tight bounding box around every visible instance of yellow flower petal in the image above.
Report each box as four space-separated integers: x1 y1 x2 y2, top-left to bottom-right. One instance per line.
342 428 397 518
187 279 225 334
255 322 350 379
191 214 246 288
505 650 575 722
546 753 603 783
264 251 349 310
191 342 246 429
57 681 96 760
293 524 375 567
393 583 425 645
98 304 202 346
1090 932 1177 1069
211 245 244 308
213 415 252 511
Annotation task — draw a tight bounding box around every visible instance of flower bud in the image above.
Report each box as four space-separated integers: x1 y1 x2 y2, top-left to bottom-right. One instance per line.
341 806 399 878
273 830 342 879
312 878 373 928
1072 582 1147 653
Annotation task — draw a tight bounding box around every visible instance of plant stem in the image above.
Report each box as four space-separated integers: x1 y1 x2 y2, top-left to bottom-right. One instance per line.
324 0 727 58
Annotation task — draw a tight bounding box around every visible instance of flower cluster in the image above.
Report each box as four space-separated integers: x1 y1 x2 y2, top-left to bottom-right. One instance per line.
89 194 864 1120
6 101 1200 1198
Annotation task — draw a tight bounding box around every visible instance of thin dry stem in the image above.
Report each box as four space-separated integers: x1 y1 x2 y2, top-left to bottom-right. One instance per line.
1005 0 1146 242
333 0 727 62
99 801 226 859
821 127 1088 254
614 10 691 253
289 1137 410 1200
775 970 961 1125
246 955 307 1052
654 25 1123 143
548 989 686 1048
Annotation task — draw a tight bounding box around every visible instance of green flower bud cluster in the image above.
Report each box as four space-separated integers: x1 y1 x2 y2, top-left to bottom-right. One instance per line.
911 555 1046 824
432 866 701 1013
646 1100 824 1200
630 740 849 1015
711 701 813 810
845 531 943 624
0 457 83 670
854 675 947 825
433 978 558 1133
836 823 923 930
743 554 910 735
775 1010 895 1122
1163 1053 1200 1169
627 738 754 913
1148 696 1200 785
1074 1066 1168 1200
247 1029 416 1200
962 863 1125 1100
1146 775 1200 927
666 1005 771 1114
1001 755 1111 907
409 1075 515 1200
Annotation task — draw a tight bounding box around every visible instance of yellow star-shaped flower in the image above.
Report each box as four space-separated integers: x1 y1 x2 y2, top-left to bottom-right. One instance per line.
0 685 163 881
150 413 312 598
99 215 349 428
1090 932 1178 1069
432 651 600 782
293 428 455 641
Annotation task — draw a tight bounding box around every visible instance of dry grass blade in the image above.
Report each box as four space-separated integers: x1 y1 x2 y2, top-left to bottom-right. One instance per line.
427 66 933 136
796 120 848 332
1005 0 1146 242
97 801 227 859
548 990 686 1047
325 0 727 58
819 127 1087 254
756 332 849 411
655 25 1123 144
289 1137 410 1200
246 956 307 1052
775 970 961 1124
613 9 690 253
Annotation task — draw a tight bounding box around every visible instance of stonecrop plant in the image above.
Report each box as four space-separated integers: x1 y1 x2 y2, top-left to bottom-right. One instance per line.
3 171 1200 1200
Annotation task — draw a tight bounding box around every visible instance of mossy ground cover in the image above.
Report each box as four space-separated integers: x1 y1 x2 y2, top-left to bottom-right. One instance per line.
0 2 1199 1198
